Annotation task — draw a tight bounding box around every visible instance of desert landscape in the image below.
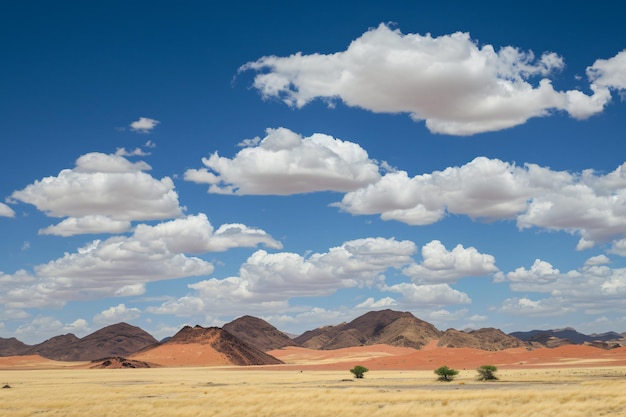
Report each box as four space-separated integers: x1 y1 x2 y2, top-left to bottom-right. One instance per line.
2 310 626 416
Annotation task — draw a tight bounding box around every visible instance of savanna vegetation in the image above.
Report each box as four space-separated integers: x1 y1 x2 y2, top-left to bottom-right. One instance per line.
1 367 625 416
477 365 498 381
434 365 459 381
350 365 369 378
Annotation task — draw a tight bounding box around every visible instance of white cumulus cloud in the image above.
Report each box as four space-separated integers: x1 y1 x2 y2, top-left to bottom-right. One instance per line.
184 127 381 195
150 237 417 317
0 214 279 312
130 117 160 133
11 152 183 236
241 23 619 135
0 203 15 218
93 303 141 325
338 157 626 249
403 240 498 283
381 282 471 305
501 258 626 315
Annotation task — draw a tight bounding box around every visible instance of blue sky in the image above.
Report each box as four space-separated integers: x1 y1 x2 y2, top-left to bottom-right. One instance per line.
2 1 626 344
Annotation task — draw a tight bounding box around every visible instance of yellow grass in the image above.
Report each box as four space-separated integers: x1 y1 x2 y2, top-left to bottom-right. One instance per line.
1 366 625 416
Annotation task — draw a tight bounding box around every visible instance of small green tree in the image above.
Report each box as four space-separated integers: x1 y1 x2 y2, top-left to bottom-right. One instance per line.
434 365 459 382
476 365 498 381
350 365 369 379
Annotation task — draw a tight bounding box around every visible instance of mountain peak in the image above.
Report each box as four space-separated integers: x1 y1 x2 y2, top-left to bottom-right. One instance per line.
223 316 297 351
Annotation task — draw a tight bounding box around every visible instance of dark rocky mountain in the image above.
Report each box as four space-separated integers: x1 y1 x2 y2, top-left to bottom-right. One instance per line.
294 309 442 350
223 315 297 351
589 331 623 341
526 332 573 348
41 323 158 361
438 328 527 350
0 337 30 356
510 327 622 345
22 334 81 358
134 325 283 366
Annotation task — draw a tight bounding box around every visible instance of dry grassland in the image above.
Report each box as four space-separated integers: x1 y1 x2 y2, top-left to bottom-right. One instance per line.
1 366 625 416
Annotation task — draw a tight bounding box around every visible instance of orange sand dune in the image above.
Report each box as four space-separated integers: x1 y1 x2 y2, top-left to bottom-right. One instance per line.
4 343 626 371
130 342 234 367
0 355 86 370
268 342 626 370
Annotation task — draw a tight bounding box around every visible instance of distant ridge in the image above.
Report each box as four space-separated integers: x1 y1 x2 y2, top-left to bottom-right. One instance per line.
223 315 297 351
438 328 526 350
510 328 622 345
3 310 626 362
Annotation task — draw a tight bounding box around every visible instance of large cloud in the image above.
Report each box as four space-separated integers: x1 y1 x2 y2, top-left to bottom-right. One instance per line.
149 237 418 316
0 214 279 312
148 237 481 321
131 213 282 253
184 127 381 195
337 157 626 249
11 152 184 236
499 257 626 315
336 157 563 222
241 23 620 135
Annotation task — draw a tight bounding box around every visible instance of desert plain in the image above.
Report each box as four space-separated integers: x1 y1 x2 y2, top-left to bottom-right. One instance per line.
2 343 626 416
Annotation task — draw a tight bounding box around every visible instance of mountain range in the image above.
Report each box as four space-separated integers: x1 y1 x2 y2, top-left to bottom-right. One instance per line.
2 310 625 364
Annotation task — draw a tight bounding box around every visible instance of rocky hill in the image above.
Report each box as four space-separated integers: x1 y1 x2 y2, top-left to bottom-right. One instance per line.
438 328 527 350
223 315 297 351
43 323 157 361
0 337 30 356
132 325 283 366
22 334 81 358
294 309 442 350
525 332 573 348
510 327 625 347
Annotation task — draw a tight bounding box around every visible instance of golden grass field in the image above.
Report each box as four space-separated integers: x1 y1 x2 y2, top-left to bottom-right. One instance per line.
1 366 625 416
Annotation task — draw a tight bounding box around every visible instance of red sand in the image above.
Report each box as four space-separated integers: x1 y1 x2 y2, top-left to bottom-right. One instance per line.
3 343 626 370
267 342 626 370
130 342 234 367
0 354 86 370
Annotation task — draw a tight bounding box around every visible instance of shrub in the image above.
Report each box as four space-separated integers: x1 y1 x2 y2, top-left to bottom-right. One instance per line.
349 365 369 378
434 365 459 382
476 365 498 381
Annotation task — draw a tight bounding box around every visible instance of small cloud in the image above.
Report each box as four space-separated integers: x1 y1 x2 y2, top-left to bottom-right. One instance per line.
93 303 141 325
130 117 160 133
355 297 397 309
115 147 150 157
0 202 15 218
237 136 261 147
584 254 610 266
21 241 30 251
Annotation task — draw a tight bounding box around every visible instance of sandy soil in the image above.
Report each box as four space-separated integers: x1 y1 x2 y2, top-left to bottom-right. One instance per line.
3 342 626 370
